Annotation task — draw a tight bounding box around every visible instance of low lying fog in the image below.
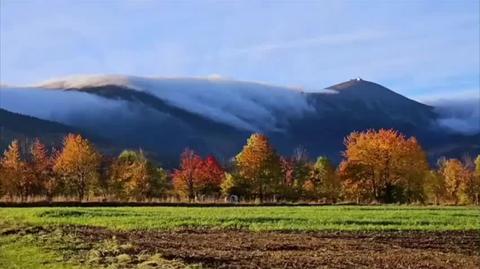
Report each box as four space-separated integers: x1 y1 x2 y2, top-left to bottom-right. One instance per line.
429 98 480 135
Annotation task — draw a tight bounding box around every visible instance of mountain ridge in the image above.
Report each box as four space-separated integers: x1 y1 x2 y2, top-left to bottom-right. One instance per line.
1 75 478 164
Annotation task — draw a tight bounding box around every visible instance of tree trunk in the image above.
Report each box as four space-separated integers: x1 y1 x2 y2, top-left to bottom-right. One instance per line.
78 175 85 202
259 181 264 203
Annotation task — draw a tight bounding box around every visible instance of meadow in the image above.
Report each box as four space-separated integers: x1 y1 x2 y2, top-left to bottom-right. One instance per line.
1 206 479 268
1 205 480 231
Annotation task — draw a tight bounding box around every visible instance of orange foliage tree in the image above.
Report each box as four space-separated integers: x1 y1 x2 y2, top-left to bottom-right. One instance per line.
54 134 101 201
109 150 167 201
440 158 472 205
30 139 56 200
1 140 30 201
339 129 429 203
235 133 282 202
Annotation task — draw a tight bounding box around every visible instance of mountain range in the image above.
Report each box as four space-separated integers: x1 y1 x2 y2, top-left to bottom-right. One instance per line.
1 75 478 166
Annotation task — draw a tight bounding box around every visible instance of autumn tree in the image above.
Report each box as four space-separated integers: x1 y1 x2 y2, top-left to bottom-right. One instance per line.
339 129 429 203
440 158 471 205
235 133 282 202
310 156 340 202
280 147 311 200
476 155 480 179
109 150 167 201
221 172 254 201
172 149 203 201
424 170 445 205
54 134 101 201
30 139 57 200
280 157 296 199
196 155 225 198
0 165 3 198
460 155 480 205
95 156 114 200
339 160 372 203
1 140 29 200
472 155 480 205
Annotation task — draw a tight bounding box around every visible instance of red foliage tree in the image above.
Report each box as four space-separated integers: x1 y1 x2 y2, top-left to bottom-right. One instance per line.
173 150 225 201
172 149 203 201
196 155 225 197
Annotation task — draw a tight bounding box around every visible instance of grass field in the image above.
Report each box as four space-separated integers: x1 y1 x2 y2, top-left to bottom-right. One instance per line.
1 206 479 231
1 206 479 268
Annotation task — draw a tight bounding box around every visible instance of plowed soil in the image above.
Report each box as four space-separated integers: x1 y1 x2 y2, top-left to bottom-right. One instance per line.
71 227 480 269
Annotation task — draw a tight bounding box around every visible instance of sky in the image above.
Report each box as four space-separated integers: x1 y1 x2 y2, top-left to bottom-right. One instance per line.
0 0 479 101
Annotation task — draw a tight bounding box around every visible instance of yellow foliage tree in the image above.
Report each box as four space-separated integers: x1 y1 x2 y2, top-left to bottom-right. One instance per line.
472 155 480 205
339 129 429 203
54 134 101 201
440 158 472 205
235 133 282 202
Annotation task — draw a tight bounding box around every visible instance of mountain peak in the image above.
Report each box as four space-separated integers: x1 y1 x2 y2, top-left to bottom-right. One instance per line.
322 78 434 113
326 78 383 91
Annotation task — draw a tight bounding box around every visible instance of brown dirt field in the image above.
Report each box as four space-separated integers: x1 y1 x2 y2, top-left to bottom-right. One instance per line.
69 227 480 269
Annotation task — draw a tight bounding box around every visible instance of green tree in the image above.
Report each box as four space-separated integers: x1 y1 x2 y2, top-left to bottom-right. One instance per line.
221 172 250 199
280 147 311 201
424 170 445 205
311 156 340 203
110 150 168 201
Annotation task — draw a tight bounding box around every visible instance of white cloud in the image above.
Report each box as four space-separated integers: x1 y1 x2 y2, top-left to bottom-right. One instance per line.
218 30 386 57
27 75 318 131
428 97 480 135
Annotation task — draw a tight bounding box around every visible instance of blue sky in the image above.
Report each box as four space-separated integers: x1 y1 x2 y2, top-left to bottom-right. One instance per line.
1 0 479 100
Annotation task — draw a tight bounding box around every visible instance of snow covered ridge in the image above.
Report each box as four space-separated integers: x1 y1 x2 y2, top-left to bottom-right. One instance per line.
24 74 331 131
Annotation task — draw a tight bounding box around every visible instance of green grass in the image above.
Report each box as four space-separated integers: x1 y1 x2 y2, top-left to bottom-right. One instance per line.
1 206 478 268
0 235 81 269
1 206 479 231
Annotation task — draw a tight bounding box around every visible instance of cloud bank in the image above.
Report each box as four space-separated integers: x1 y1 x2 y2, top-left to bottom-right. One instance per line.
428 98 480 135
0 86 179 140
37 75 316 131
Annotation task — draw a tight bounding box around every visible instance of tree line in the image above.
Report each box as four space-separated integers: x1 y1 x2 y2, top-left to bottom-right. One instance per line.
1 130 479 204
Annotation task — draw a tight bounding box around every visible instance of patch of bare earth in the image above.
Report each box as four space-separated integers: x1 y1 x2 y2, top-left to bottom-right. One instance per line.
68 227 480 269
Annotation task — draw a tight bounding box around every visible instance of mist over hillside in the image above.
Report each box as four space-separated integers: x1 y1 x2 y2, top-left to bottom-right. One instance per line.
428 98 480 135
1 75 478 164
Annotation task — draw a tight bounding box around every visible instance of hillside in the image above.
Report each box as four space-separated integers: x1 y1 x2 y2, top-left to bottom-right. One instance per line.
0 108 109 154
1 76 478 163
0 108 75 149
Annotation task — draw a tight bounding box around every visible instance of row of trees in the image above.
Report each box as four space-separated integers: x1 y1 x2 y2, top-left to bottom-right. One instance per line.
1 130 479 204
